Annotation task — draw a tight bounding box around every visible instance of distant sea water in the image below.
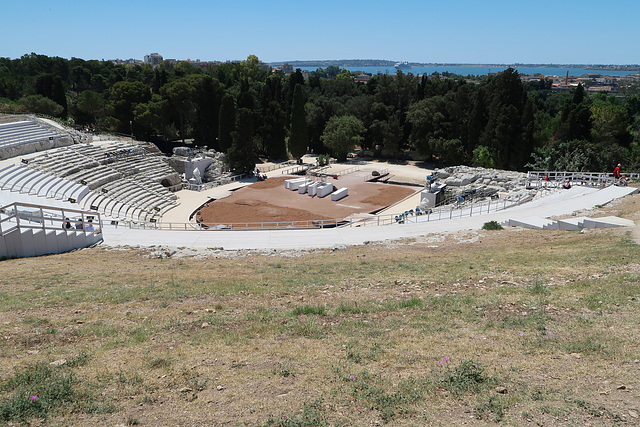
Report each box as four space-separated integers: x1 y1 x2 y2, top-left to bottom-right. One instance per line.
299 65 639 77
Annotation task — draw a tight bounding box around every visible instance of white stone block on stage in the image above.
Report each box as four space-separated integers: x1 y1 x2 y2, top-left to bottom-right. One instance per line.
317 183 333 198
307 182 318 196
331 187 348 201
285 178 308 191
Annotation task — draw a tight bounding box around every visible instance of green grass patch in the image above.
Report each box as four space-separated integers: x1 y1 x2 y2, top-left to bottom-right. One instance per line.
335 301 370 315
384 296 424 311
262 398 328 426
291 305 327 316
0 353 113 423
437 359 499 396
342 369 430 423
562 337 606 355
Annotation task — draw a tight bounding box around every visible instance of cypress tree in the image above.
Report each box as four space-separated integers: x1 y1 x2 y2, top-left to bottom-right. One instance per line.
227 108 257 172
218 94 236 152
289 84 308 160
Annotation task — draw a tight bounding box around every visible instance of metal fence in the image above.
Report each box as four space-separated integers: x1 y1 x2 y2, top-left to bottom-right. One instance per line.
105 191 532 232
186 173 249 191
527 171 640 188
256 161 296 173
0 201 103 236
281 164 313 175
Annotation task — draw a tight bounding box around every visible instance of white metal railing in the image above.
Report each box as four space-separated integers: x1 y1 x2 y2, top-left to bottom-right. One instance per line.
281 164 312 175
105 191 533 232
0 201 103 237
527 171 640 188
307 165 330 176
329 165 360 177
255 161 295 173
186 173 249 191
307 164 361 178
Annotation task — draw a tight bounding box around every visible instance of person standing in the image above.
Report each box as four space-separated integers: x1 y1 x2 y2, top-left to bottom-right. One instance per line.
613 164 621 183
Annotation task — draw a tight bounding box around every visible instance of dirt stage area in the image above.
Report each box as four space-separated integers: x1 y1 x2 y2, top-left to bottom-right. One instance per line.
197 174 418 225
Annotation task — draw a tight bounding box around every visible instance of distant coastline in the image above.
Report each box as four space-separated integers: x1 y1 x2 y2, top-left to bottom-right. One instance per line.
269 59 640 72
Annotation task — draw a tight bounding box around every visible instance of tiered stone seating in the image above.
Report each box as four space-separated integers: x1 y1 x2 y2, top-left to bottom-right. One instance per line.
0 120 71 159
0 164 91 207
0 121 55 145
7 138 181 222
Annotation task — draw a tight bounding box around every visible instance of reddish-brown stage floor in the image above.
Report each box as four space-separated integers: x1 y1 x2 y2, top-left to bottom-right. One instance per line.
197 175 418 225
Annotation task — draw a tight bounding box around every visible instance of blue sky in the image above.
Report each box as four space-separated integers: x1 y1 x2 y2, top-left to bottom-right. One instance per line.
3 0 639 64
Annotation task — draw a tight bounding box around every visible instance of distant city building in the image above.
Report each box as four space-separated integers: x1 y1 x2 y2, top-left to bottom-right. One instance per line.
111 58 142 66
144 53 164 67
258 61 271 71
184 58 219 69
354 74 372 84
280 63 293 74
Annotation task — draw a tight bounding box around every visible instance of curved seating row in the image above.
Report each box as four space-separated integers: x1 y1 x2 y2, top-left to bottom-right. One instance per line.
0 164 90 203
0 121 67 161
2 137 181 222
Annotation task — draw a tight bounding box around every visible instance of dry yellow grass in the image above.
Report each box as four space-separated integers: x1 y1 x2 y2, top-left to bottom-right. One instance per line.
2 194 640 425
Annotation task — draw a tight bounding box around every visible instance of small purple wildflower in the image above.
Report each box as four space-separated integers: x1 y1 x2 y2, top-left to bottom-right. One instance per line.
349 375 355 380
520 333 525 337
443 357 450 362
30 395 37 402
437 360 443 366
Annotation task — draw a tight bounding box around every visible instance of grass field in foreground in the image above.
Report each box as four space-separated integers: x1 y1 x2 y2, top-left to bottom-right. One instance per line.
2 200 640 425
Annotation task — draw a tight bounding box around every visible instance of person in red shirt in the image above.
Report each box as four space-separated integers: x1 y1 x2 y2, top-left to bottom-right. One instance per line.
613 164 621 183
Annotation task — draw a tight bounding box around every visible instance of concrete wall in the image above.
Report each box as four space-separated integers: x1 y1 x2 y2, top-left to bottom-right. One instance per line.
0 227 102 259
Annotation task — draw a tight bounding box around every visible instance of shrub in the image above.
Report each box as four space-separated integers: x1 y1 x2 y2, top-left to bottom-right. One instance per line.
439 360 496 396
482 220 503 230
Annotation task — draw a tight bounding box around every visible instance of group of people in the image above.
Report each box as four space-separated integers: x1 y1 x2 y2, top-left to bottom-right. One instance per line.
546 162 629 190
62 217 100 233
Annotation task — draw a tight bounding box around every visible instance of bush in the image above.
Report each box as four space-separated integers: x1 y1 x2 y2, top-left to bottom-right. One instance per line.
18 94 64 117
473 145 495 168
482 220 503 230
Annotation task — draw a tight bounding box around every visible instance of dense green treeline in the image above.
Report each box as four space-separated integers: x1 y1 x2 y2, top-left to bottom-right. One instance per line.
1 53 639 172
